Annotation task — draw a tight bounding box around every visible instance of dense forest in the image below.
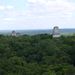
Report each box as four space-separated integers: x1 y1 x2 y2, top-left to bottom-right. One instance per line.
0 34 75 75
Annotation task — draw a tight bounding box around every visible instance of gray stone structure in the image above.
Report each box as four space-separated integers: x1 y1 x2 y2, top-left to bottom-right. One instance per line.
11 31 16 36
52 26 60 38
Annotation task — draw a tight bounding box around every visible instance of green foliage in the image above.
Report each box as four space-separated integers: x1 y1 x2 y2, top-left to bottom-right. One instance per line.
0 34 75 75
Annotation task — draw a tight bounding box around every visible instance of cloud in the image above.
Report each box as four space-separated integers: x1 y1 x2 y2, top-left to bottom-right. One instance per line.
4 0 75 19
27 0 75 16
0 0 75 29
6 5 14 10
0 5 14 11
4 18 15 21
0 6 5 10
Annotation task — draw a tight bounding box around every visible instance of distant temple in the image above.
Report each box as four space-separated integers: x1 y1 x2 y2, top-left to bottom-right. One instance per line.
52 26 60 38
11 30 16 36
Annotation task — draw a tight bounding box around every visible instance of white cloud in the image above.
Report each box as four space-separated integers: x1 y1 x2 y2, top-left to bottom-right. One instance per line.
4 18 15 21
6 5 14 10
27 0 75 16
0 5 14 11
4 0 75 19
0 6 5 10
0 0 75 29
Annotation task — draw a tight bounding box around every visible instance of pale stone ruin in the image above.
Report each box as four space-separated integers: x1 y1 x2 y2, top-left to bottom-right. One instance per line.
11 30 16 36
52 26 60 38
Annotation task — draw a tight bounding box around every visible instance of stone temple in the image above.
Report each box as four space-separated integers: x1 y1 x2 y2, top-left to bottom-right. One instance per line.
52 26 60 38
11 30 16 36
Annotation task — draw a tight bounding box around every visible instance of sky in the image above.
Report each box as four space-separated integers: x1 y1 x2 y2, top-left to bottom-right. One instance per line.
0 0 75 30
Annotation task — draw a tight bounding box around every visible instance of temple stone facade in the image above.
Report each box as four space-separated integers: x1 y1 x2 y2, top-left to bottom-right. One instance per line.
52 26 60 38
11 31 16 36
